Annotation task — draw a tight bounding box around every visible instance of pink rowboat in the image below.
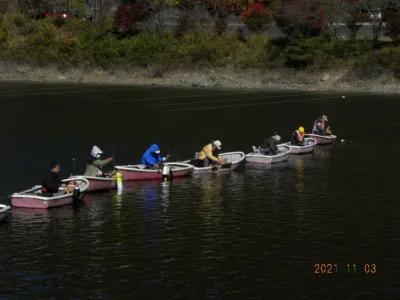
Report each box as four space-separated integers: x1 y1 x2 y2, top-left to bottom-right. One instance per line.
304 133 337 145
69 175 116 192
10 178 89 209
114 162 194 181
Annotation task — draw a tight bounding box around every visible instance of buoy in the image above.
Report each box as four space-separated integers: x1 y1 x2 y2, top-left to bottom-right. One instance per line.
342 96 346 99
341 139 345 143
162 165 171 182
116 172 123 194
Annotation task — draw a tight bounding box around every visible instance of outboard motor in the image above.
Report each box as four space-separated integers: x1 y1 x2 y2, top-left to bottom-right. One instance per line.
162 164 172 182
73 183 80 202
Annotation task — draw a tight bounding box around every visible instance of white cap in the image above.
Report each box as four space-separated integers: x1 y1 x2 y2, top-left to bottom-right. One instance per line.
155 150 160 153
91 145 103 158
213 140 222 149
322 115 328 121
273 135 281 141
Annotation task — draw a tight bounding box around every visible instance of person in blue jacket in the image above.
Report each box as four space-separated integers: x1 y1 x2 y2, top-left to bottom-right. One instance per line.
140 144 171 169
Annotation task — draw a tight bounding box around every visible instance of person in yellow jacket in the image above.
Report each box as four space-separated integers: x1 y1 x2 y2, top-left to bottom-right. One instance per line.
198 140 224 167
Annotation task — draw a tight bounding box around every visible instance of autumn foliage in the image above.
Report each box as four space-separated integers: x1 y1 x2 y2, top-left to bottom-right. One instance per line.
241 3 272 32
114 1 150 35
273 0 324 37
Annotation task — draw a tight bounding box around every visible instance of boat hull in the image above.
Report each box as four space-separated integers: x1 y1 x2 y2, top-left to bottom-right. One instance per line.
305 134 337 145
184 151 245 174
114 162 194 181
70 176 116 192
245 145 290 165
10 178 89 209
280 138 317 155
11 195 74 209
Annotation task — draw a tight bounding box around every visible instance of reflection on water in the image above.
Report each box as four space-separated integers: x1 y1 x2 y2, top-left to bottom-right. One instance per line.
295 158 305 193
160 181 170 213
1 84 400 298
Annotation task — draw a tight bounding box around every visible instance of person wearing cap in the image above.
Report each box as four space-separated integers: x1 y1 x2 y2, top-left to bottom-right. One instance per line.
141 144 171 169
312 114 332 135
42 162 70 194
198 140 224 167
260 132 281 155
292 127 306 146
84 145 113 177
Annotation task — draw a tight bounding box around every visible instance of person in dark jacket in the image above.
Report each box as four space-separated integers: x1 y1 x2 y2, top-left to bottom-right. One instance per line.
42 162 68 194
260 133 281 155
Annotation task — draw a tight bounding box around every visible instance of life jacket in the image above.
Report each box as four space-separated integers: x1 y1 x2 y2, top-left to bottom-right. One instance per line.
295 130 305 141
313 118 325 132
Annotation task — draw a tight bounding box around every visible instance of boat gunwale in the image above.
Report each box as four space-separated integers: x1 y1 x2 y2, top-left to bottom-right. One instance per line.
183 151 246 171
245 145 291 159
115 162 194 172
0 204 11 214
69 175 116 182
304 133 337 140
11 178 89 201
280 138 317 149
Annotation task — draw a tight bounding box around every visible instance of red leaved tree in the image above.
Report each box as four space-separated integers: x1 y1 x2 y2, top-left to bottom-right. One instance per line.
114 1 151 36
273 0 324 37
241 2 273 33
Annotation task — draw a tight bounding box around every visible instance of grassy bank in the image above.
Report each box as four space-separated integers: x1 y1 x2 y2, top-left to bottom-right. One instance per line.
0 13 400 91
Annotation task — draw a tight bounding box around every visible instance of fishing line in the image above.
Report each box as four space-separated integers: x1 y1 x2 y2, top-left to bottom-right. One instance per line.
112 89 259 103
170 95 341 112
0 81 40 88
144 91 330 108
5 85 146 97
0 84 101 93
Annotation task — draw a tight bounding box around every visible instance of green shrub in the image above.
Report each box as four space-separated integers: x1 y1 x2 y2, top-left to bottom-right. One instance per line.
284 36 332 68
0 12 398 74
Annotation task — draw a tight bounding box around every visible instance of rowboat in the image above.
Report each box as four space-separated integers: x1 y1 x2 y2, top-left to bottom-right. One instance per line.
114 162 194 181
69 175 116 192
280 138 317 155
245 145 291 164
10 178 89 209
305 133 337 145
0 204 11 222
183 151 245 174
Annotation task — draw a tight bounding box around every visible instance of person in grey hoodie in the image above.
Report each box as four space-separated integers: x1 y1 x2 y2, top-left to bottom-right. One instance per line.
84 145 113 177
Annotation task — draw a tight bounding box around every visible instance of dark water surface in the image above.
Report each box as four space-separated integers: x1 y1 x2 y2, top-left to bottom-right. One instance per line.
0 82 399 299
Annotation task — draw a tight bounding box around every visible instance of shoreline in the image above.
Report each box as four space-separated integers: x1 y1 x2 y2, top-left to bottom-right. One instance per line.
0 63 399 94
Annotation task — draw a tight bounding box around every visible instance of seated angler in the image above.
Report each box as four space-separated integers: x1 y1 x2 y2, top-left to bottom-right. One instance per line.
198 140 224 167
292 127 305 146
260 132 281 155
84 145 113 177
141 144 171 169
42 162 72 194
312 114 331 135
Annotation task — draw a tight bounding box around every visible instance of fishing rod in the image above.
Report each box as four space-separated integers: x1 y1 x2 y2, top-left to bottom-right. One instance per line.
72 157 76 176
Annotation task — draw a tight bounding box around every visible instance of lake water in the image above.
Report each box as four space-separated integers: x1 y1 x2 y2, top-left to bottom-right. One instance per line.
0 82 399 299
